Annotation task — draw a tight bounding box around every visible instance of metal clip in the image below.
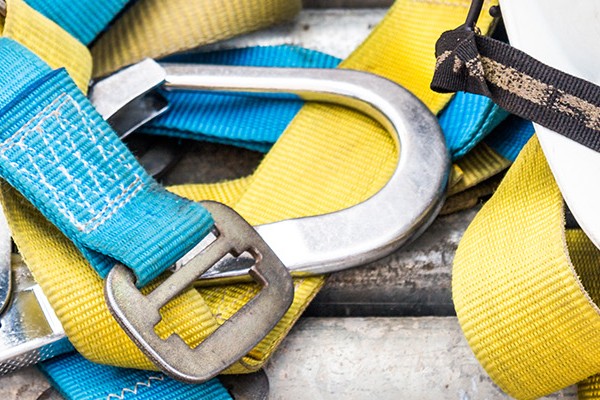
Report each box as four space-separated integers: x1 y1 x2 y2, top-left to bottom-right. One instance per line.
91 63 180 179
0 205 71 375
463 0 485 31
94 60 448 382
0 255 72 375
0 207 12 315
462 0 501 32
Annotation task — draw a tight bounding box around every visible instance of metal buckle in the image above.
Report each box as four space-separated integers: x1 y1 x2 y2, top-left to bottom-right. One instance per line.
0 205 71 374
0 254 72 374
94 60 448 381
104 201 294 383
91 61 180 179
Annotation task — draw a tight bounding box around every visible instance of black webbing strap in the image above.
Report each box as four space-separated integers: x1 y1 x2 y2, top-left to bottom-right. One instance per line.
431 28 600 153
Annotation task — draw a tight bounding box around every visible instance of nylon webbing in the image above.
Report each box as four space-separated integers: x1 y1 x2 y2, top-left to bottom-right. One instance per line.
579 374 600 400
23 0 129 44
0 0 308 374
144 45 509 159
432 28 600 154
452 136 600 400
143 46 342 153
41 353 231 400
484 115 534 162
0 43 215 286
90 0 303 77
432 18 600 399
2 0 503 392
1 0 91 90
431 20 600 400
441 116 534 214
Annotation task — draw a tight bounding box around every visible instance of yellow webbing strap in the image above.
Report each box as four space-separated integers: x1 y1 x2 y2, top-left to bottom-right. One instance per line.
453 135 600 399
440 173 503 215
2 0 499 373
441 142 511 213
579 374 600 400
90 0 302 78
449 142 510 196
0 0 91 91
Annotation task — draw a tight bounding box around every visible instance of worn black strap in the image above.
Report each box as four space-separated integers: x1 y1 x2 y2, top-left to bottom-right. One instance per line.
431 28 600 153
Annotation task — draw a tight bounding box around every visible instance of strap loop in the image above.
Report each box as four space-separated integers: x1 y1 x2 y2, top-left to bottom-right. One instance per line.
432 28 600 153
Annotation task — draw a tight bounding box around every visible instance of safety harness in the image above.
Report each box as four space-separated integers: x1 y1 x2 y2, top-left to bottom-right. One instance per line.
0 0 543 398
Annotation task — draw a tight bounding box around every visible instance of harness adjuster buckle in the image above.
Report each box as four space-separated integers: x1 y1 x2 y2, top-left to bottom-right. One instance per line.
104 201 294 383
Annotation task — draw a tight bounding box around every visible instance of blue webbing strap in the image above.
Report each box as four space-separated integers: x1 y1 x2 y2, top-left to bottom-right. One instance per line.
143 46 341 152
23 0 130 45
0 36 228 399
0 29 526 400
0 37 213 286
17 0 515 160
485 116 535 162
142 45 510 160
439 91 509 159
41 353 232 400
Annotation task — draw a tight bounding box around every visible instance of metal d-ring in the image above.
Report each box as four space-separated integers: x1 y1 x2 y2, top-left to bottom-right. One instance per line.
90 59 450 283
95 60 448 383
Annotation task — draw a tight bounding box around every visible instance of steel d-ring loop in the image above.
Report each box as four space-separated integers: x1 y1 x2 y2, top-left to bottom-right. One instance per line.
0 58 451 380
91 59 450 281
92 59 450 383
163 63 449 281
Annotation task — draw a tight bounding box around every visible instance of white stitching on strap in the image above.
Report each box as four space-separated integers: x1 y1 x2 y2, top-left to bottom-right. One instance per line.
0 93 144 233
105 375 165 399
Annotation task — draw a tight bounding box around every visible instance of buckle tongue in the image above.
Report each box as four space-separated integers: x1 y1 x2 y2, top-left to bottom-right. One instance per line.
104 201 294 383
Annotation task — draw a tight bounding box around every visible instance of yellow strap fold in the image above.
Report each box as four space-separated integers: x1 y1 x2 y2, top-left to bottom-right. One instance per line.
453 135 600 399
449 142 510 196
2 0 499 374
1 0 91 91
579 374 600 400
90 0 302 78
440 173 503 215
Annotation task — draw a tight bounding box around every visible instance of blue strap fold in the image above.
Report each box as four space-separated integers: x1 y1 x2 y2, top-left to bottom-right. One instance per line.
438 91 510 159
484 115 535 162
142 45 510 160
143 46 341 152
24 0 130 44
41 353 232 400
0 38 213 286
0 38 530 399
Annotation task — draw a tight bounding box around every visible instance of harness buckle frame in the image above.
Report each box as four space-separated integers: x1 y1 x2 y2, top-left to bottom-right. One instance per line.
104 201 294 383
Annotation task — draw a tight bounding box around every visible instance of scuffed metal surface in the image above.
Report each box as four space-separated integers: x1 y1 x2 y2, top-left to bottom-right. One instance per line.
306 209 478 316
0 368 51 399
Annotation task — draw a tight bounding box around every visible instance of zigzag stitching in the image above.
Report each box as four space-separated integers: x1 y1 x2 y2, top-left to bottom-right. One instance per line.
106 375 165 399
